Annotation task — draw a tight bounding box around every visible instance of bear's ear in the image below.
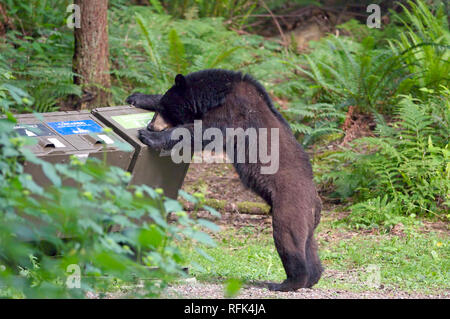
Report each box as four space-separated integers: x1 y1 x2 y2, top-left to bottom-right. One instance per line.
175 74 187 88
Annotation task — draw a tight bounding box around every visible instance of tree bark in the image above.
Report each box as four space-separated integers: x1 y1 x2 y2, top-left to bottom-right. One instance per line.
0 3 12 37
73 0 111 110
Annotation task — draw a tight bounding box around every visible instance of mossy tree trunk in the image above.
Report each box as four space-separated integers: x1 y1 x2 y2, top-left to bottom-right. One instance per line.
73 0 111 110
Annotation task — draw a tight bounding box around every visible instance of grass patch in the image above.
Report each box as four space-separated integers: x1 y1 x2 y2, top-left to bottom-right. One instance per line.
180 218 449 294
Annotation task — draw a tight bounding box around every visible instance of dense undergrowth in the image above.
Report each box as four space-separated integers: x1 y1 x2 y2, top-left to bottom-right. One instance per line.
0 0 448 297
0 94 219 298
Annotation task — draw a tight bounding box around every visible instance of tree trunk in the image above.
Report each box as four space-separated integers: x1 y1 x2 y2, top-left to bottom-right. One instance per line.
73 0 111 110
0 3 12 37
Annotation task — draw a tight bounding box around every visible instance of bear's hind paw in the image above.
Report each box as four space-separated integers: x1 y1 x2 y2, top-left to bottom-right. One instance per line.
267 280 308 292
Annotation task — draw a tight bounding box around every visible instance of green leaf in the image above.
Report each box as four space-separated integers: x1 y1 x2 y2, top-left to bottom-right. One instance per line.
148 0 165 15
41 161 61 187
168 28 187 74
197 218 220 232
224 278 242 298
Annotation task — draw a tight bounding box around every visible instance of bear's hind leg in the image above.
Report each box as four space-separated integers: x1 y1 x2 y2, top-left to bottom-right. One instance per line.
268 205 310 291
305 234 323 288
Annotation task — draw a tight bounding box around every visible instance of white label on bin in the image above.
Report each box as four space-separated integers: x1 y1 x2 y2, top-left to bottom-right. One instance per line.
47 138 65 148
74 154 88 163
98 134 114 144
25 129 37 137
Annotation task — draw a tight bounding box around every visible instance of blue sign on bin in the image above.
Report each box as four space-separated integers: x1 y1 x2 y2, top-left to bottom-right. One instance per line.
47 120 103 135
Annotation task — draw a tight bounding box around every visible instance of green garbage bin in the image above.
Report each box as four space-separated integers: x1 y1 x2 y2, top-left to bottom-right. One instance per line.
92 106 189 199
14 111 134 187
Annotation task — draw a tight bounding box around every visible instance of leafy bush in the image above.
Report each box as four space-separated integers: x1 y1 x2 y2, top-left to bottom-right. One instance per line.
295 35 407 113
151 0 257 27
285 102 345 146
109 6 286 104
0 85 219 298
320 92 449 229
0 29 81 113
2 0 71 35
388 0 450 94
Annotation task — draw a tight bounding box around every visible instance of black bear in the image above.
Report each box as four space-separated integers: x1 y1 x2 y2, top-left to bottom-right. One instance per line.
126 69 323 291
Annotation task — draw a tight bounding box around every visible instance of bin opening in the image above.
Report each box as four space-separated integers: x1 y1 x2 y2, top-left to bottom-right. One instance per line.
82 134 110 146
42 142 56 149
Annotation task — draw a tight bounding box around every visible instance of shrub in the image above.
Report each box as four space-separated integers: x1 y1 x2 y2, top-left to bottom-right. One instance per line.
320 91 449 229
0 84 219 298
110 6 285 104
388 0 450 94
149 0 257 27
294 35 407 113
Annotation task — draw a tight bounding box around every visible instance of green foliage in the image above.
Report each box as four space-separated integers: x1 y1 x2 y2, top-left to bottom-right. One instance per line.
0 28 81 113
388 0 450 94
152 0 257 27
286 102 345 146
295 35 407 113
2 0 448 237
2 0 71 35
0 72 33 112
0 92 219 298
320 92 449 229
1 4 286 112
224 278 242 298
109 6 285 104
298 1 450 229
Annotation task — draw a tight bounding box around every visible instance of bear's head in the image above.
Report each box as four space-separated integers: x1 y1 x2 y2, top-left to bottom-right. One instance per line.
158 74 197 126
158 71 236 127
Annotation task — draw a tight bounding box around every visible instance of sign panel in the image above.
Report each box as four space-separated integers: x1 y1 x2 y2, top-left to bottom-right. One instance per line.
111 113 154 129
14 123 56 137
46 120 103 135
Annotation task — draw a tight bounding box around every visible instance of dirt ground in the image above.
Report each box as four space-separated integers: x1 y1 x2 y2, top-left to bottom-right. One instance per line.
164 281 448 299
166 161 449 299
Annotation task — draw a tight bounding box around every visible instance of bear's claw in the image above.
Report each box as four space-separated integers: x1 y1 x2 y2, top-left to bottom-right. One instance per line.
138 129 161 149
126 92 146 107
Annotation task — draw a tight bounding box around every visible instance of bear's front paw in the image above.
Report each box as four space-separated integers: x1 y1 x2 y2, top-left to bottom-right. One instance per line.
126 92 147 107
138 129 164 150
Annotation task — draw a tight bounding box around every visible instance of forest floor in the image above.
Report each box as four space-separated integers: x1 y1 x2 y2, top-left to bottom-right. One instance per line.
161 159 449 299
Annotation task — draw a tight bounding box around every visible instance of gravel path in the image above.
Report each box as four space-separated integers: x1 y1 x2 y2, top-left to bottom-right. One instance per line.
164 280 449 299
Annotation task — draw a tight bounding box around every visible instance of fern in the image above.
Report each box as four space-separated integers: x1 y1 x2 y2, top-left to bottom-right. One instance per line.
296 35 407 113
320 93 449 225
388 0 450 93
135 12 167 84
168 29 187 75
148 0 166 15
286 102 345 146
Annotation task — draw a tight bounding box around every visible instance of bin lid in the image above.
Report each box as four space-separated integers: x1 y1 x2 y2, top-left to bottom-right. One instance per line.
14 111 132 156
14 115 78 156
42 111 129 152
92 106 155 147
